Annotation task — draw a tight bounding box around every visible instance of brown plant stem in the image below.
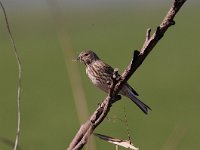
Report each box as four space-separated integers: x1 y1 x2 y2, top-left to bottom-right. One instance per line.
0 1 22 150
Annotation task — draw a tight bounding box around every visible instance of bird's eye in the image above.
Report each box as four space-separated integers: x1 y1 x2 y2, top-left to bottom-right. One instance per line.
84 53 89 56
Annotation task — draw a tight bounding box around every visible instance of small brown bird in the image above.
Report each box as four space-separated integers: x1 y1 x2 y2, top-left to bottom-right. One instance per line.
77 50 151 114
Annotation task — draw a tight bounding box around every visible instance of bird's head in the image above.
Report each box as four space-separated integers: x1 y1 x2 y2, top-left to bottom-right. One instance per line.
77 50 99 65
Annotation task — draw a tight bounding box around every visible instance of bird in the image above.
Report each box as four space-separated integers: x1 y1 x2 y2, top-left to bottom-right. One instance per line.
77 50 151 114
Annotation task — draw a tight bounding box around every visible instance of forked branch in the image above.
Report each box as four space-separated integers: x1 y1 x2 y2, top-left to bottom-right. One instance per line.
68 0 187 149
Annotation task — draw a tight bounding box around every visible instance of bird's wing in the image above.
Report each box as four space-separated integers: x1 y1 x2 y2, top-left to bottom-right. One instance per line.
102 62 114 74
102 61 139 96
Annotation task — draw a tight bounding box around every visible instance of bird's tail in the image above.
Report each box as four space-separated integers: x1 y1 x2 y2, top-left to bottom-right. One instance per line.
125 88 151 114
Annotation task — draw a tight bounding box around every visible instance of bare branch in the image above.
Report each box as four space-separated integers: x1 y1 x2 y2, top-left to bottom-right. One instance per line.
123 0 187 78
67 0 187 149
0 1 22 150
68 70 120 150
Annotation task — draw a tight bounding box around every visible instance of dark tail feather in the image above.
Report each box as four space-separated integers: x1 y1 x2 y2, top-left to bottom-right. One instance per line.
127 90 151 114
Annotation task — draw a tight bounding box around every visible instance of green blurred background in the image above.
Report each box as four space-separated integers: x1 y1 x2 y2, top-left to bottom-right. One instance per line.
0 0 199 149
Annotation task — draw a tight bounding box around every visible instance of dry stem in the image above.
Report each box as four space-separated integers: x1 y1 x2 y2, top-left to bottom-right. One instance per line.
0 1 22 150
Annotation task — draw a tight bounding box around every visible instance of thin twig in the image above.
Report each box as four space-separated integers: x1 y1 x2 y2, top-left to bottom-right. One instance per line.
0 1 22 150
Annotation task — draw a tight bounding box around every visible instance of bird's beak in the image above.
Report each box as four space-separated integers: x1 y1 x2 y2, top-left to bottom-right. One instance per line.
72 56 80 62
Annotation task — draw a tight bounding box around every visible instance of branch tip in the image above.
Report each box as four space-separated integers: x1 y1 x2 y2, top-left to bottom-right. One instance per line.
146 28 151 41
155 26 161 35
